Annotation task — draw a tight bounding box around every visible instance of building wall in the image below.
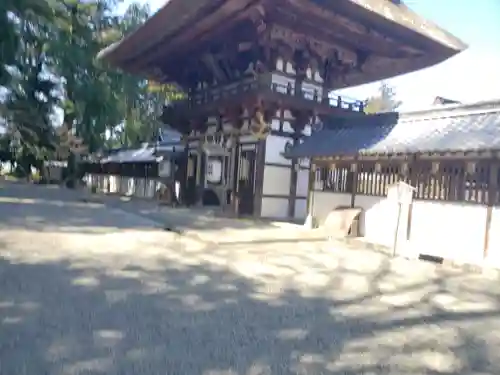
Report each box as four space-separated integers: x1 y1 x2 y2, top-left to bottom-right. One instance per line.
260 104 313 220
310 189 492 265
84 174 163 199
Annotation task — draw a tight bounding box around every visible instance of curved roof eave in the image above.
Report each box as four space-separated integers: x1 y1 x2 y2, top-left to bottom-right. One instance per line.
97 0 467 75
96 0 212 67
348 0 467 52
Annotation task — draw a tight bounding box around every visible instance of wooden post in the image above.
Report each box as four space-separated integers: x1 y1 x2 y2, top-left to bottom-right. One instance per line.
350 160 358 208
392 202 402 257
405 158 416 243
253 138 266 218
306 162 316 213
232 135 241 216
288 158 298 218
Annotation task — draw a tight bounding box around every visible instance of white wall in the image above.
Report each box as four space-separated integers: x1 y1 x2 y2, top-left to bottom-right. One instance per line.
84 174 161 199
294 198 307 220
310 189 489 265
486 208 500 266
310 191 352 225
261 131 310 220
408 201 486 264
261 197 289 218
262 166 291 196
265 135 291 165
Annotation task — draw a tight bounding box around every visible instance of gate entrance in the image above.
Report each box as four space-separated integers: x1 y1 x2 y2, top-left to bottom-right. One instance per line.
184 153 198 206
237 143 257 216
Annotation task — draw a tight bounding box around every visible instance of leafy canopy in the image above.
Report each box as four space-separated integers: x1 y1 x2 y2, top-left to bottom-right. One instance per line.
0 0 180 176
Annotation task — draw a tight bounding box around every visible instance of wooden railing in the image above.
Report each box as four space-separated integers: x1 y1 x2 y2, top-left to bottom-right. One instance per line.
182 76 365 112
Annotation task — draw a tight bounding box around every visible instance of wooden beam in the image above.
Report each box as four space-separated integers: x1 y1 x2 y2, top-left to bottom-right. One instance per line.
270 5 410 59
350 160 358 208
126 0 258 71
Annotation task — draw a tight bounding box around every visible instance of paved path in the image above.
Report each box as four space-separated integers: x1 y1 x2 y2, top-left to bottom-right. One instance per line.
1 182 500 374
92 194 322 245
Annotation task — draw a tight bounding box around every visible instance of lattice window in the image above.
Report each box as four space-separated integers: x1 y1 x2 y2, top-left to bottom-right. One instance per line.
315 165 353 193
464 162 490 204
413 160 491 204
356 162 400 196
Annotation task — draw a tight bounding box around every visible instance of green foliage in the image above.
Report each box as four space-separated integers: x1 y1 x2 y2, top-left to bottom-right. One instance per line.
1 0 177 174
364 81 402 114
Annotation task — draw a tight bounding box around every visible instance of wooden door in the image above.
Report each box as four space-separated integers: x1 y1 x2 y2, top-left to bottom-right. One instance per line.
184 153 198 206
237 144 257 216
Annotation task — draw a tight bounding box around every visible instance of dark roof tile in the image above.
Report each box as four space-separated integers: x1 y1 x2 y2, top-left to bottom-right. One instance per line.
287 104 500 158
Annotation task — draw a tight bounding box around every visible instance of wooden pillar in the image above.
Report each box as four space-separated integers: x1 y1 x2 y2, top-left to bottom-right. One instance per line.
288 129 300 218
253 138 266 218
195 134 204 206
306 162 316 214
288 157 298 218
350 160 358 208
402 159 414 242
232 135 241 216
293 52 307 98
483 160 497 259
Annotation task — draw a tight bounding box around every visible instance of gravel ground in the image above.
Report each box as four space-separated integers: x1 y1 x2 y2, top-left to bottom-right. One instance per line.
1 182 500 374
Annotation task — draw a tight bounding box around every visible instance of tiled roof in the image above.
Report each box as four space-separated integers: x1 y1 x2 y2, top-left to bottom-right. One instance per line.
286 100 500 159
101 147 158 163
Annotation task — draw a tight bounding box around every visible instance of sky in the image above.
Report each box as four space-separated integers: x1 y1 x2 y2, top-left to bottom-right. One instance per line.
139 0 500 110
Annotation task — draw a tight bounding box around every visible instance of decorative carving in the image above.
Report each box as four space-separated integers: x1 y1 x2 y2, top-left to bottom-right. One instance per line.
290 109 312 133
248 98 278 138
191 115 208 134
267 24 356 63
160 104 191 135
224 106 245 129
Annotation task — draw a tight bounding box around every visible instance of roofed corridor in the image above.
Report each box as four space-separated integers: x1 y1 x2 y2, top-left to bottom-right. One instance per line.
1 181 500 374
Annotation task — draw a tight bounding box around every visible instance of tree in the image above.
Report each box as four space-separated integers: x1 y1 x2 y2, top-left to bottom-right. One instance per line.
0 0 55 86
0 0 180 180
364 81 402 113
1 0 61 177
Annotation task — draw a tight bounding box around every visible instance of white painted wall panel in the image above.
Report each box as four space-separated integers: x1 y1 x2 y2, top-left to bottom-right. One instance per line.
261 197 289 218
262 165 291 196
265 135 291 165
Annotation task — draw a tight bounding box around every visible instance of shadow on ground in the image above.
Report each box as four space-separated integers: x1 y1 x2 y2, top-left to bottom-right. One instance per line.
0 182 299 237
0 183 160 234
101 197 316 245
1 251 500 374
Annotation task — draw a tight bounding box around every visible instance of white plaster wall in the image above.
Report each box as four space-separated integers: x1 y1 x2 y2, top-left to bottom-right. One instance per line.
271 73 295 93
409 201 486 264
310 191 351 225
294 198 307 220
282 119 294 133
270 118 280 131
302 82 322 101
262 165 291 196
355 195 399 248
85 174 161 199
354 194 487 263
310 191 487 264
265 135 291 165
261 197 289 218
486 208 500 266
109 175 118 193
296 169 309 198
239 135 259 144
